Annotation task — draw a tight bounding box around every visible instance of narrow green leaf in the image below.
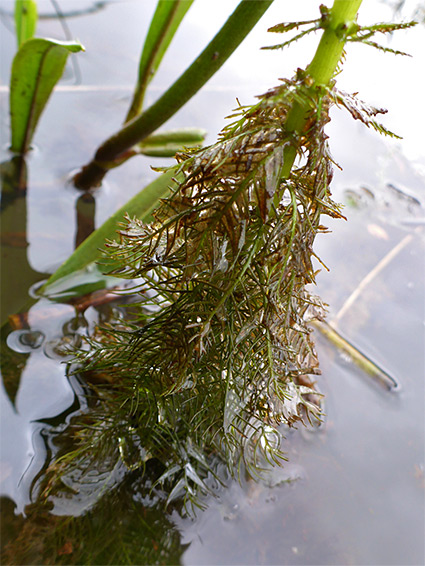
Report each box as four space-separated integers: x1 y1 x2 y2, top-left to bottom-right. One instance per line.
10 38 84 154
267 20 317 34
140 128 207 146
40 167 182 294
138 127 206 157
14 0 38 47
126 0 194 121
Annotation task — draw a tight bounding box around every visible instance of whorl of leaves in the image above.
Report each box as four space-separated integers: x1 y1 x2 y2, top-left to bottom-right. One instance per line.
262 7 416 54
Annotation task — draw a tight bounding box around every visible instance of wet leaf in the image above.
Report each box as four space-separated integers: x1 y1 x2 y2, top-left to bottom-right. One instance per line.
184 462 208 491
10 38 84 154
331 88 401 138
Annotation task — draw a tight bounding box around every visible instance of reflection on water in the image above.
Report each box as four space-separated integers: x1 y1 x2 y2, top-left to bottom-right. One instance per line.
1 0 424 564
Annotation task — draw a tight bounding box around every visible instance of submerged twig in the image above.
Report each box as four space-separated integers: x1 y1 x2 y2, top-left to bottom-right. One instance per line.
313 320 399 390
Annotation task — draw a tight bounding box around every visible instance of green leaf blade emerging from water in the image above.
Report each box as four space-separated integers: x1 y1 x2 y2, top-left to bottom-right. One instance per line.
14 0 38 48
126 0 195 122
9 38 84 154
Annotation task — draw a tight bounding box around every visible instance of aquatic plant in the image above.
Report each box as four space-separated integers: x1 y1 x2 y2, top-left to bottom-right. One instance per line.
35 0 415 513
8 0 85 154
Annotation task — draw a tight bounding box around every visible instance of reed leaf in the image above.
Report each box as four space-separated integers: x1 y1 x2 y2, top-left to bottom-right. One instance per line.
125 0 195 122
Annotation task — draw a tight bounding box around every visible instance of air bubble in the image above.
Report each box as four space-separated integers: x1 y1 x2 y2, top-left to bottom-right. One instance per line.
6 329 45 353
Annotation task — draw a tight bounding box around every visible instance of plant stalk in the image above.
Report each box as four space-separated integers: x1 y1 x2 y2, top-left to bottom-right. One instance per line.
280 0 363 180
73 0 274 190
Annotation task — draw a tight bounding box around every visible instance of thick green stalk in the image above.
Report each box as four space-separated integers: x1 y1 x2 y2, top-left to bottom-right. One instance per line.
74 0 273 190
280 0 363 179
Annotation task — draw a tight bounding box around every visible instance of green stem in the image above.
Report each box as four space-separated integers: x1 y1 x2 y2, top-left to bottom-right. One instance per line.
74 0 274 190
280 0 363 180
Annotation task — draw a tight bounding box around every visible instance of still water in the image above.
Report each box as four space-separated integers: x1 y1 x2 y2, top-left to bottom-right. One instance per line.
1 1 424 564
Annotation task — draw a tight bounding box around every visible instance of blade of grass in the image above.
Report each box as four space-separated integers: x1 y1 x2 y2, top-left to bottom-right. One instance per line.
125 0 195 122
138 127 206 157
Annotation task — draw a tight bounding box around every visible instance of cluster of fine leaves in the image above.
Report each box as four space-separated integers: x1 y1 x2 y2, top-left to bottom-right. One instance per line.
42 72 395 510
262 5 416 55
47 76 337 508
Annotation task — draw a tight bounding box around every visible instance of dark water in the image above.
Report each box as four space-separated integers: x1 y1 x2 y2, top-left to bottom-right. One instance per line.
1 1 424 564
